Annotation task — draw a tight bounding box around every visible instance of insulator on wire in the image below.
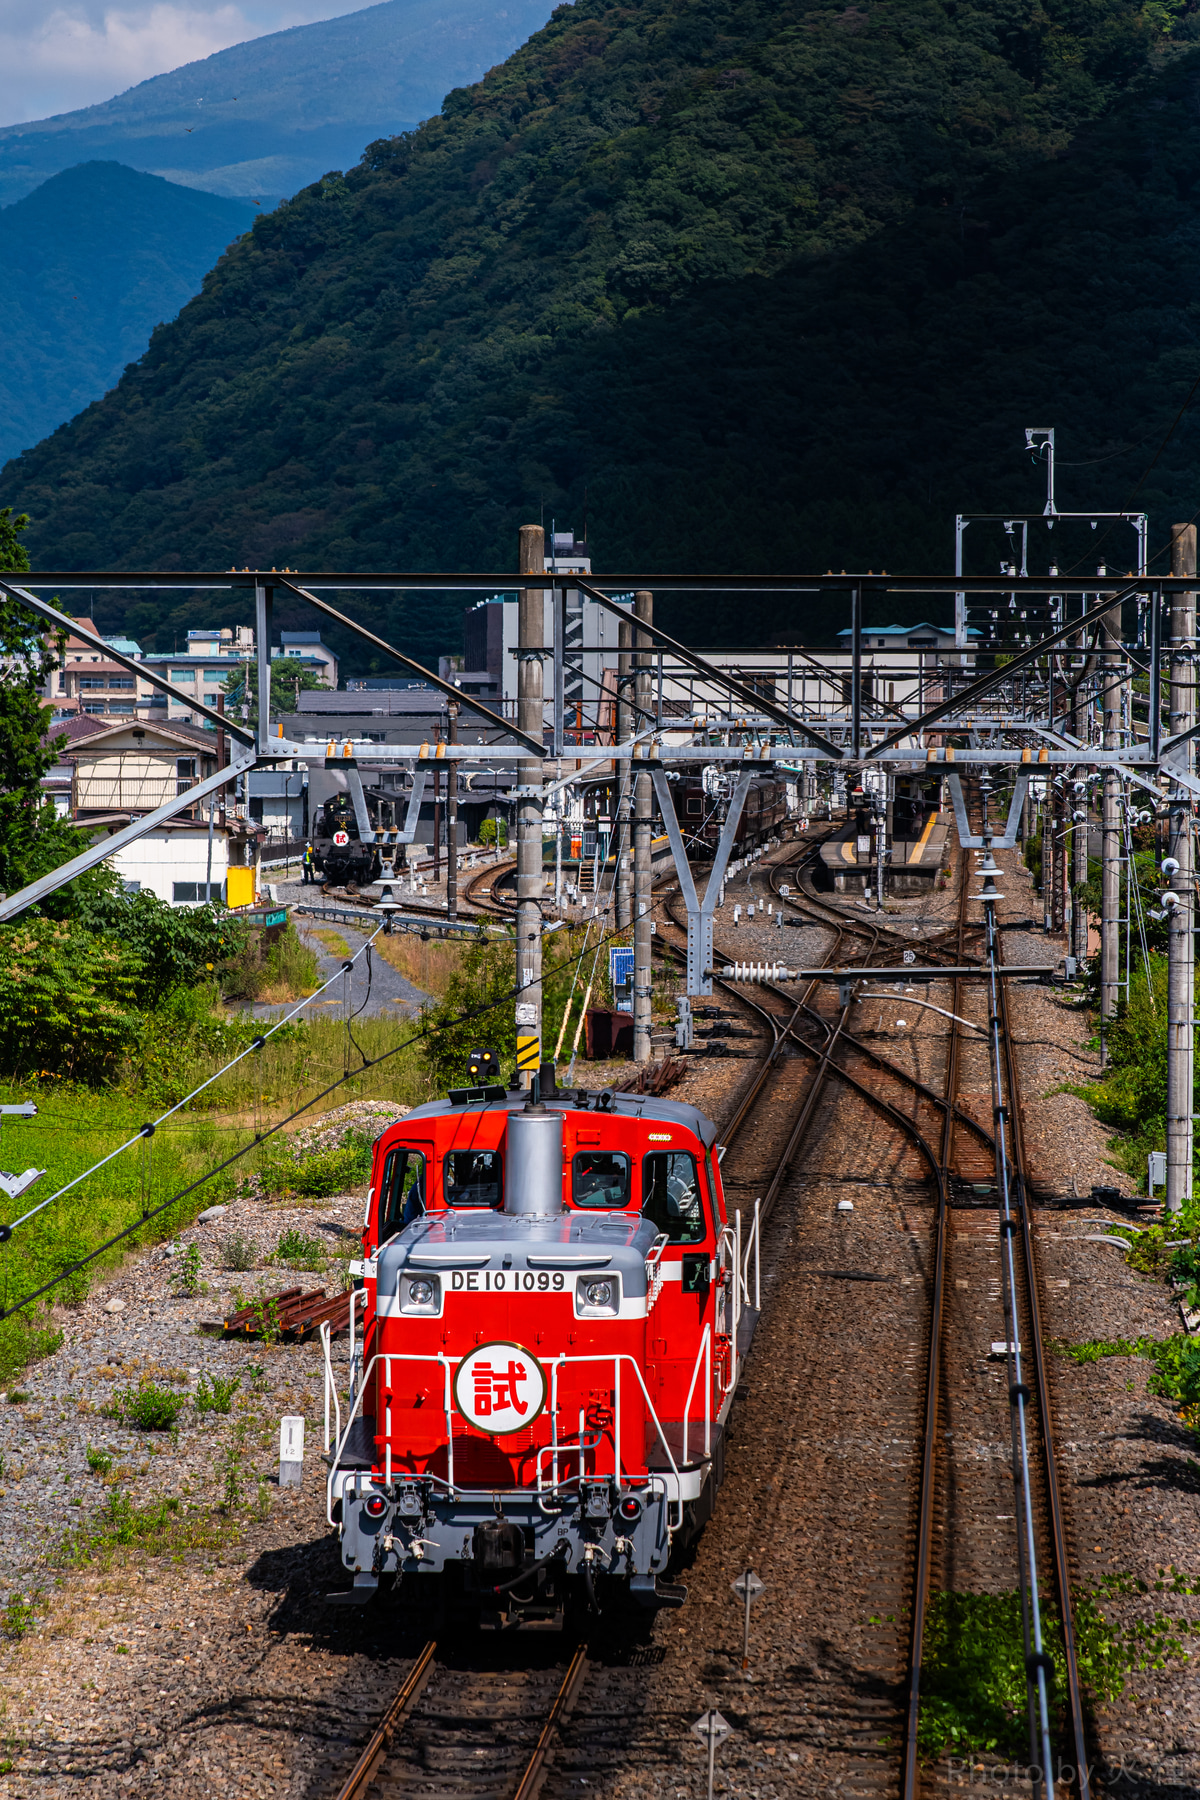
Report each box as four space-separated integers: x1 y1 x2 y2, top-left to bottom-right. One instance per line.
719 962 797 983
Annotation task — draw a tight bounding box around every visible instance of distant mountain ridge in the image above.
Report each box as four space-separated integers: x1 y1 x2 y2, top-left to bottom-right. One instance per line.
0 163 255 465
0 0 555 205
5 0 1200 668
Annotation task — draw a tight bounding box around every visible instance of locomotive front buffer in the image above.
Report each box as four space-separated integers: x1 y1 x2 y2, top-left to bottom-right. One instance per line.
322 1080 759 1629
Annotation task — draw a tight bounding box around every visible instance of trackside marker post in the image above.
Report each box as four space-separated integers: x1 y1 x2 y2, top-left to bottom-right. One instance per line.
732 1568 766 1668
279 1415 304 1487
692 1709 732 1800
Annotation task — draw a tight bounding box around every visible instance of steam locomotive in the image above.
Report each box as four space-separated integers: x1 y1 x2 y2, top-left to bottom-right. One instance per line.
312 792 382 889
323 1074 758 1627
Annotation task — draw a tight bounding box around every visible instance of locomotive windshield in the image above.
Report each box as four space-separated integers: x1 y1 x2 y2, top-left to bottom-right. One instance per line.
572 1151 630 1209
379 1147 427 1240
445 1150 502 1208
642 1151 705 1243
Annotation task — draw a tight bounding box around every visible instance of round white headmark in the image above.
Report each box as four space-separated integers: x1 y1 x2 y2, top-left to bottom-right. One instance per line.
454 1341 546 1436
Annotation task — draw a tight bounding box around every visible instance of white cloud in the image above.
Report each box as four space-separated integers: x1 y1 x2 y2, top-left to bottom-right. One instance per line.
0 2 367 124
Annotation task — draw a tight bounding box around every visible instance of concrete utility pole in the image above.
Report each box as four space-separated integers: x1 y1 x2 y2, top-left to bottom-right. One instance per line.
1167 524 1196 1212
1071 685 1089 969
1100 587 1123 1040
633 590 654 1064
1041 776 1053 934
447 699 458 921
516 524 546 1083
616 612 633 930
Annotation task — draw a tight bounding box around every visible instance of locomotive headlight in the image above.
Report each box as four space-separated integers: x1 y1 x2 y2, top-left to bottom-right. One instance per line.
577 1275 620 1316
400 1273 441 1314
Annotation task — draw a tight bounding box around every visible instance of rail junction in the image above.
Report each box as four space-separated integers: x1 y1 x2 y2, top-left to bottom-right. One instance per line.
2 458 1196 1797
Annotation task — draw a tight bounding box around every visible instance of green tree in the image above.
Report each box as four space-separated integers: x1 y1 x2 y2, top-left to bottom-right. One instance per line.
0 508 91 902
221 656 329 728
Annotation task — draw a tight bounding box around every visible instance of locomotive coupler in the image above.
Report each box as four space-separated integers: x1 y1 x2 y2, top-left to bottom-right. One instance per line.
582 1480 611 1523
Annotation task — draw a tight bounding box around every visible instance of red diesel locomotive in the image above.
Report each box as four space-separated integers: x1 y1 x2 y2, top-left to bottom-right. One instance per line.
323 1073 760 1627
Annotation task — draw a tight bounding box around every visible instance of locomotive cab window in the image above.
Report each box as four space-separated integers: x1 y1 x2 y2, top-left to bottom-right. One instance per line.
642 1151 706 1244
572 1151 631 1209
445 1150 502 1209
378 1148 427 1242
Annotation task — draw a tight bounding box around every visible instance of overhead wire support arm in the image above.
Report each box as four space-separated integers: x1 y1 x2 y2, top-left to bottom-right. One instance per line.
571 577 845 756
866 576 1144 756
0 582 255 747
276 577 545 758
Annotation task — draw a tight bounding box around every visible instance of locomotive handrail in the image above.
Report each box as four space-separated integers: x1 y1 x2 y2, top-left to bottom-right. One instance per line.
321 1319 342 1457
724 1219 740 1339
644 1233 670 1311
541 1351 689 1530
324 1350 457 1525
324 1345 694 1528
739 1199 762 1313
681 1324 712 1465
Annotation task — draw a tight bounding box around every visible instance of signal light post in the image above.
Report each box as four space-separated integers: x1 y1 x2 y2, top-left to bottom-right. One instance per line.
1167 524 1196 1212
516 524 546 1084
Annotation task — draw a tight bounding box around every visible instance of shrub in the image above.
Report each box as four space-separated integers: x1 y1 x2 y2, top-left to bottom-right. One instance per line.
220 1232 258 1271
0 920 143 1082
194 1373 240 1415
256 1131 373 1199
85 1445 113 1474
274 1229 326 1270
2 1593 38 1640
105 1380 187 1431
172 1244 203 1297
61 1489 220 1567
221 924 319 1004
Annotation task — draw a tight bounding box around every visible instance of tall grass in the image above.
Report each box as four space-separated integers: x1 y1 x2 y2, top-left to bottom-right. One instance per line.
0 1015 432 1383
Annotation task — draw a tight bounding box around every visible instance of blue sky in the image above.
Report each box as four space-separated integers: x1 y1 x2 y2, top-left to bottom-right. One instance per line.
0 1 367 124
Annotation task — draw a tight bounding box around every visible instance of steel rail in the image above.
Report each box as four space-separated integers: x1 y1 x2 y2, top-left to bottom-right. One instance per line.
995 935 1092 1800
331 1640 438 1800
510 1646 590 1800
902 845 970 1797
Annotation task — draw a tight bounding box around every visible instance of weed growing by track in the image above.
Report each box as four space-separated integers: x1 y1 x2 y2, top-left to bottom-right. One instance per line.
59 1490 230 1570
909 1576 1200 1760
1053 1334 1200 1422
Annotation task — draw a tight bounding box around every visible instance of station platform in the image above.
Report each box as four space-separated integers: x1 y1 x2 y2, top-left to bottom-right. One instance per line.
819 810 950 895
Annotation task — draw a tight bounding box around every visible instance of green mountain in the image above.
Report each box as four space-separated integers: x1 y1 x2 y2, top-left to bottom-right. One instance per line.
0 0 557 208
3 0 1199 662
0 163 255 468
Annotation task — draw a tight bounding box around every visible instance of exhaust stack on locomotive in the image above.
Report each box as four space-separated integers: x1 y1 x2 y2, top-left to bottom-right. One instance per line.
503 1099 564 1216
325 1076 760 1628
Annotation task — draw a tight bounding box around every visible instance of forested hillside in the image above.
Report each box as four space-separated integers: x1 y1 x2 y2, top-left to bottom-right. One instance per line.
4 0 1200 658
0 165 254 466
0 0 557 207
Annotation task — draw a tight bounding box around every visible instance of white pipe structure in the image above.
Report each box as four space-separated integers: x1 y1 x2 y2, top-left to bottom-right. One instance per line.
866 995 988 1032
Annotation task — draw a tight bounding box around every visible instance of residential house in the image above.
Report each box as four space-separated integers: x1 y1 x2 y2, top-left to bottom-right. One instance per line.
45 718 266 905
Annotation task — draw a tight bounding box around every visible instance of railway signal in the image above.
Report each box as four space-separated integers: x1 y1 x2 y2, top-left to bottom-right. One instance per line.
692 1709 733 1800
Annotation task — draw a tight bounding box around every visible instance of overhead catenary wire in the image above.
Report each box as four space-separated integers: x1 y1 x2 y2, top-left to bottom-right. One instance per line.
0 902 647 1323
3 921 386 1237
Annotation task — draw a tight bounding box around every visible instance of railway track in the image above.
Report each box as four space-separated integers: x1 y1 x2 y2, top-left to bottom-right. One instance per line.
328 1642 589 1800
664 820 1090 1796
323 812 1088 1800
